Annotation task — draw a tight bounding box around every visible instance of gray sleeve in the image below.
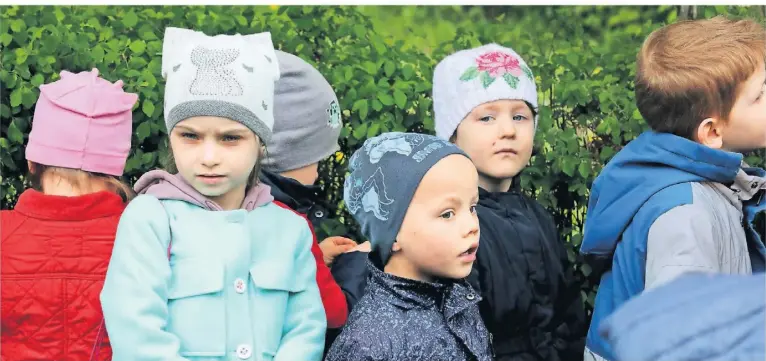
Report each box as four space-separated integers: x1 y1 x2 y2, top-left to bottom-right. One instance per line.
645 203 718 289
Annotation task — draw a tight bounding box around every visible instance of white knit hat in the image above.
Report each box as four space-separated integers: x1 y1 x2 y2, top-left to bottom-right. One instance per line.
161 27 280 142
432 43 538 140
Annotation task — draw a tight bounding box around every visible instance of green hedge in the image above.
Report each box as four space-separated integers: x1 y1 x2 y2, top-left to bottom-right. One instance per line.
2 5 764 316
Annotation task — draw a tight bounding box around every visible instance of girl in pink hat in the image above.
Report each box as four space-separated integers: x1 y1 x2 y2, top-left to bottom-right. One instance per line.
1 68 138 361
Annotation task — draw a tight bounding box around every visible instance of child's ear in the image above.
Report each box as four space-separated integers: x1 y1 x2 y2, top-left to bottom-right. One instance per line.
27 160 37 174
696 117 725 149
391 241 402 252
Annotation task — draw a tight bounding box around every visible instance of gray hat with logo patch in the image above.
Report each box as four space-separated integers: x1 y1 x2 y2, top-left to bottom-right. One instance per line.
262 50 343 173
343 132 469 267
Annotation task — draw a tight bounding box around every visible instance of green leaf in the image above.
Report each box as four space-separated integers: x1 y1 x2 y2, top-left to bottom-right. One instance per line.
367 122 380 138
402 64 414 80
136 122 151 142
480 71 495 88
353 24 366 38
344 67 353 81
459 66 479 81
362 61 377 75
124 155 141 173
352 122 368 139
129 40 146 54
503 73 519 89
142 152 154 165
138 26 157 40
7 120 23 144
30 74 44 87
10 19 24 32
561 158 576 176
10 89 21 107
600 146 616 161
14 48 27 64
352 99 369 120
122 11 139 28
378 92 394 106
54 8 65 23
0 33 12 46
566 53 579 66
91 45 105 62
21 89 36 108
142 100 155 117
578 162 590 178
371 36 386 55
393 89 406 108
371 99 383 112
384 61 395 77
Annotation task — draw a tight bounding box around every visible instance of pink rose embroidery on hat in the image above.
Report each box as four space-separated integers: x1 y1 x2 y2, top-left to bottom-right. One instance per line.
460 51 534 89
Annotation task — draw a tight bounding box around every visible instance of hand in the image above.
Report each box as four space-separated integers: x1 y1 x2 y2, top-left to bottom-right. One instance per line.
345 241 371 253
319 236 357 266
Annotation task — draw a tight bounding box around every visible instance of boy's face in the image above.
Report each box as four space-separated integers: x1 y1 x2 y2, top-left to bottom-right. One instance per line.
170 116 260 209
722 64 766 152
390 154 480 282
454 99 535 191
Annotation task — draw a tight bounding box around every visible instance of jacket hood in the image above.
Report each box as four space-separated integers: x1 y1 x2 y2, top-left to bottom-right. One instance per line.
133 170 273 211
580 131 742 256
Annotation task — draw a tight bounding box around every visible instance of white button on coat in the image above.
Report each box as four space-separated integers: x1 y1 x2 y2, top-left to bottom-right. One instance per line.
234 278 246 294
236 344 252 359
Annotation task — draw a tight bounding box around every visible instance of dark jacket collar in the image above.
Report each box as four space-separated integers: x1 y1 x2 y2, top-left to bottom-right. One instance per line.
259 170 320 214
367 261 481 319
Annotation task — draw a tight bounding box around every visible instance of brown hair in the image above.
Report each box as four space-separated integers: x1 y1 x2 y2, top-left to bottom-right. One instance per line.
635 16 766 139
28 162 135 202
162 144 266 188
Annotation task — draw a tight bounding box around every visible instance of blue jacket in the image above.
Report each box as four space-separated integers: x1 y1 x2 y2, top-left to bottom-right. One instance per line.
101 171 326 361
579 131 766 360
600 272 766 361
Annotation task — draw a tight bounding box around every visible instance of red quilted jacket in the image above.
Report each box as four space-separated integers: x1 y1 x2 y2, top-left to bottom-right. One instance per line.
1 189 126 361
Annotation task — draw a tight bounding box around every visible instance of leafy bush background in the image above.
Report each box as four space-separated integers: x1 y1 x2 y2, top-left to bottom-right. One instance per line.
2 5 765 317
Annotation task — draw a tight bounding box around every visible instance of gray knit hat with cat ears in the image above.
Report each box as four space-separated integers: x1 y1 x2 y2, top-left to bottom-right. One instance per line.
161 27 280 143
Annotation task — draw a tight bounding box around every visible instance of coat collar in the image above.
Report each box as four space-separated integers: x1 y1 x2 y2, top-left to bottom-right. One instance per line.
366 260 481 319
13 189 125 221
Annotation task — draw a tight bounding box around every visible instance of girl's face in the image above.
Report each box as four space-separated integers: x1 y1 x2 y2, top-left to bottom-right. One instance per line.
170 116 260 210
454 99 535 193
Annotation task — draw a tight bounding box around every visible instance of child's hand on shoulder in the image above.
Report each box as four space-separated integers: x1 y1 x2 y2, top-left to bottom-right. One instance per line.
345 241 371 254
319 236 357 266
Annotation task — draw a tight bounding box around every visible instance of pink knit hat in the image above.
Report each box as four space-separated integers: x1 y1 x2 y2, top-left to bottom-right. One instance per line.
25 69 138 176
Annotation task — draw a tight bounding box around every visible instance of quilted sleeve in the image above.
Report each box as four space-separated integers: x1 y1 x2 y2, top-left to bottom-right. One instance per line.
100 195 189 361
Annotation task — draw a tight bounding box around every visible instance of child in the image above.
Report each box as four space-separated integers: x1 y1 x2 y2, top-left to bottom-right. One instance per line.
579 16 766 361
259 50 369 347
432 44 587 361
325 132 492 361
100 28 326 361
601 272 765 361
1 68 137 361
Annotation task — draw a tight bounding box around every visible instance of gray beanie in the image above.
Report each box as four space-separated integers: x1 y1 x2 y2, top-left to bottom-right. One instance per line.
343 132 469 267
433 43 538 140
262 51 342 173
161 27 280 143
